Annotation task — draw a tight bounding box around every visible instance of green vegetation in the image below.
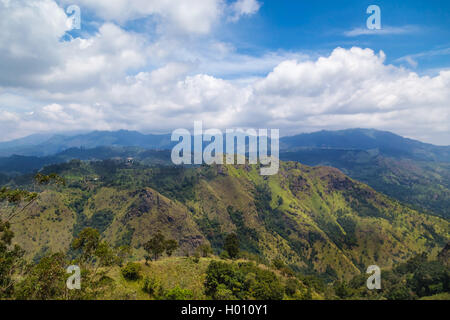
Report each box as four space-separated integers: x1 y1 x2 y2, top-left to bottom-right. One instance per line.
332 252 449 300
224 233 240 259
143 231 179 263
0 161 448 300
121 262 141 281
204 260 285 300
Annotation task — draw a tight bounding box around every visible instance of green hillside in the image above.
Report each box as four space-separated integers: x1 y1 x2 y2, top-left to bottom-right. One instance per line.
6 159 449 282
281 150 450 218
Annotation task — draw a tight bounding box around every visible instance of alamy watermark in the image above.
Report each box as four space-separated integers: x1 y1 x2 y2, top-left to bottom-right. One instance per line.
366 265 381 290
171 121 279 175
66 4 81 30
66 265 81 290
366 5 381 30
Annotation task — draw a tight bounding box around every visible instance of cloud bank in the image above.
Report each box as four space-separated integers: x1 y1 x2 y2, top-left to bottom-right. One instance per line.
0 0 449 145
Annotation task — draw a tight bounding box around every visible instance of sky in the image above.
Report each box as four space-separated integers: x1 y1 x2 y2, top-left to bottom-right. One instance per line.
0 0 449 145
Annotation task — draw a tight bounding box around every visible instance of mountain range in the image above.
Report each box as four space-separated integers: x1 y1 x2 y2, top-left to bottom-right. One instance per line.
1 128 448 218
1 128 449 160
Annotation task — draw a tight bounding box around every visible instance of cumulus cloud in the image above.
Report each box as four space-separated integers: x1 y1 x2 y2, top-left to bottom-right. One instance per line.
0 1 149 91
59 0 224 34
0 0 70 86
229 0 262 22
0 1 449 145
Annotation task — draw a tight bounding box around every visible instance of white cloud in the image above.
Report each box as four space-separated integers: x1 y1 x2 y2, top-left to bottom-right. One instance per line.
229 0 261 22
396 47 450 69
59 0 224 34
0 1 449 145
0 0 149 90
344 25 420 37
0 0 71 86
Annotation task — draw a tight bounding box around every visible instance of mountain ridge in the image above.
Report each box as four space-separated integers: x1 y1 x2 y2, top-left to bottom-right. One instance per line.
1 128 448 160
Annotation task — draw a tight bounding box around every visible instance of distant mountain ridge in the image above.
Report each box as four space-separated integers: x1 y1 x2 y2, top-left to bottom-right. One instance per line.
1 128 448 161
1 128 449 218
280 128 450 162
0 130 173 157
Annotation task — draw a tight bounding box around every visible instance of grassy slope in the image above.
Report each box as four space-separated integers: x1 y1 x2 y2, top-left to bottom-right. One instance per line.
100 256 322 300
280 150 450 218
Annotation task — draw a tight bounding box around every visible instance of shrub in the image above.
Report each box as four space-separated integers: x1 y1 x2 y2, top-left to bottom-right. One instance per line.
192 250 200 264
219 250 230 260
164 286 193 300
215 284 235 300
204 260 285 300
121 262 141 281
142 276 160 296
285 279 300 296
198 243 213 257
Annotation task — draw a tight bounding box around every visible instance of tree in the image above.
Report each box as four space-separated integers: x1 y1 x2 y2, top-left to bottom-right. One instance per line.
34 173 66 187
334 281 354 299
144 231 166 262
164 286 193 300
0 185 39 297
205 260 284 300
72 227 101 266
409 260 449 297
204 261 240 299
70 227 118 299
15 253 67 300
224 233 239 259
0 220 25 298
0 187 38 222
115 245 131 267
198 243 213 258
143 232 179 262
165 239 179 257
0 174 65 298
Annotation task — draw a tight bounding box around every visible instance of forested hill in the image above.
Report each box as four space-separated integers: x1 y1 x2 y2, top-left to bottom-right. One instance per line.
7 159 449 281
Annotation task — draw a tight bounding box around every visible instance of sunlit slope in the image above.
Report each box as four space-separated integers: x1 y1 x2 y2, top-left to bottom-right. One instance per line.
10 160 449 279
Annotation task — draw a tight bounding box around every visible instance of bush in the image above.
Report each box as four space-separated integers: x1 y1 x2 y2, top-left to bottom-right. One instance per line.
219 250 230 260
205 261 240 299
142 276 160 296
164 286 193 300
121 262 141 281
215 284 236 300
285 279 300 296
192 250 200 264
272 258 285 270
204 260 285 300
198 243 213 257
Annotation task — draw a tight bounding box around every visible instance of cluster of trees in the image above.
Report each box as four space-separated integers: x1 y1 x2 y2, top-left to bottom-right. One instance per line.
0 174 59 298
143 231 179 263
1 225 131 300
204 260 286 300
333 253 449 300
0 174 131 300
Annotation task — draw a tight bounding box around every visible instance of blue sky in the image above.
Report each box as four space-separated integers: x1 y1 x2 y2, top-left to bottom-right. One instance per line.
0 0 449 144
71 0 450 75
227 0 450 72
